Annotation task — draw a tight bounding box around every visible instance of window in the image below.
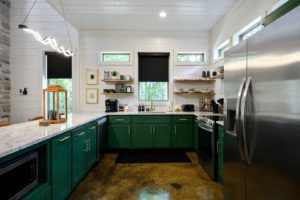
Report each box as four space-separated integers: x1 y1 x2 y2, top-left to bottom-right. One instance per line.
214 40 230 61
233 17 263 46
45 52 72 113
138 53 169 101
99 51 132 65
175 52 207 65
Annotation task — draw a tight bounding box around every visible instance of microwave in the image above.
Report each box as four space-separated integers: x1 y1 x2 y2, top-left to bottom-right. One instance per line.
0 152 39 199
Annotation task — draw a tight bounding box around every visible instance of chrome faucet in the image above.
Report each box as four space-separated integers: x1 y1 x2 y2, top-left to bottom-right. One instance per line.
150 101 155 111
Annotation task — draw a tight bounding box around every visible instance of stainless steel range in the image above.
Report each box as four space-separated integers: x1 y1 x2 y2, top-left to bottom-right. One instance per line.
196 115 223 181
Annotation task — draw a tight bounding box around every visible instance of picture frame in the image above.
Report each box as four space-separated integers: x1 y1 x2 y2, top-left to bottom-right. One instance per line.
86 88 98 104
86 69 98 85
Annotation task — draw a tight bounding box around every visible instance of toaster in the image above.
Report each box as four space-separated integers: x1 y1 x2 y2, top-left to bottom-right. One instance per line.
181 104 195 112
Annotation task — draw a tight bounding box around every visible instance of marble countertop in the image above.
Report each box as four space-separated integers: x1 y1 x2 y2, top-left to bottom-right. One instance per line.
0 111 223 159
216 121 224 126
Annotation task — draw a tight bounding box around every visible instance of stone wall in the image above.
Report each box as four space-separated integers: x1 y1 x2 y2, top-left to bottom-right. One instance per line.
0 0 10 121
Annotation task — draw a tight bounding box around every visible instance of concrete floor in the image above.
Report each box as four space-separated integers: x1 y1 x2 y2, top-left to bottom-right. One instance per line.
69 153 223 200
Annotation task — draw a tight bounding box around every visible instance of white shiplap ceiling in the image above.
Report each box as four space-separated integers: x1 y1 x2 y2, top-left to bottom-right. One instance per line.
46 0 239 31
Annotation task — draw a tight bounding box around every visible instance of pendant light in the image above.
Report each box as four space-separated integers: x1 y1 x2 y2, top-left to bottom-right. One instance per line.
18 0 75 57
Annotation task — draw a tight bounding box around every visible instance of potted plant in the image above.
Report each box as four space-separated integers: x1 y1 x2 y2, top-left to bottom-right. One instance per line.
111 71 118 79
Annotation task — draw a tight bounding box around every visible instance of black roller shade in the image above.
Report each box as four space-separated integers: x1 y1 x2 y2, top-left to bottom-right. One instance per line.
138 52 169 82
46 52 72 79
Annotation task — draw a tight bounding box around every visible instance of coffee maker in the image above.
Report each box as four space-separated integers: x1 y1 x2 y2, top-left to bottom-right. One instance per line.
105 99 118 112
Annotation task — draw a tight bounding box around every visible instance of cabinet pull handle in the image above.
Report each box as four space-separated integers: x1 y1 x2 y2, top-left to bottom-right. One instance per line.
150 126 152 134
84 140 88 152
89 126 96 130
88 140 91 150
153 126 155 134
115 119 124 121
59 136 70 142
76 132 85 137
175 127 177 135
179 119 188 121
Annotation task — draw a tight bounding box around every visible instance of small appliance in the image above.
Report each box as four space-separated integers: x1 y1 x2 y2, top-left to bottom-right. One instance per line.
181 104 195 112
105 99 118 112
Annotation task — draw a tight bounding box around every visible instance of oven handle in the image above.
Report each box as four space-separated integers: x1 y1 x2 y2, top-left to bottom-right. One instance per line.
197 123 213 133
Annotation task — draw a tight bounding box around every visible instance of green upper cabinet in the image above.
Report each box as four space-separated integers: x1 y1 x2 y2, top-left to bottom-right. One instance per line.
51 132 72 200
108 124 131 149
86 123 97 169
71 127 87 188
132 124 153 148
173 124 193 148
153 124 172 148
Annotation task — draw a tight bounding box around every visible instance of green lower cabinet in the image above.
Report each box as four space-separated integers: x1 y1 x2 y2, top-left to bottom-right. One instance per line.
86 124 97 169
71 128 87 188
108 124 131 149
51 132 72 200
23 184 51 200
173 124 193 148
153 124 172 148
218 125 224 184
132 124 153 148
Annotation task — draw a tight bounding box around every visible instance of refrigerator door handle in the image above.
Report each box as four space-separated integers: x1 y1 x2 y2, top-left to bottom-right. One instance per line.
235 78 246 161
241 76 252 164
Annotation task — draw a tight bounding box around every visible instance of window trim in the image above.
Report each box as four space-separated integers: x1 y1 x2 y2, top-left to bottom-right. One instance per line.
99 51 133 66
232 17 263 46
213 40 230 62
174 51 208 66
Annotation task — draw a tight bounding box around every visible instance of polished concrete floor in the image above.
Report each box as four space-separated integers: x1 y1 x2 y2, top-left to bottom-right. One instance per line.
69 153 223 200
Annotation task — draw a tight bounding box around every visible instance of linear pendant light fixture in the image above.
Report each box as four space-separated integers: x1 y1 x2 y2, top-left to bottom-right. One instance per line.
18 0 75 57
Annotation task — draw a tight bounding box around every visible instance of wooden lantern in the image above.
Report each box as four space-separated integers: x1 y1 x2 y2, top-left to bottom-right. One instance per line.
42 85 68 124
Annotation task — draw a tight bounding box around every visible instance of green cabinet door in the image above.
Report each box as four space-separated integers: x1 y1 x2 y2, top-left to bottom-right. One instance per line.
51 132 72 200
218 125 224 184
108 124 131 149
86 124 97 170
132 124 153 149
173 124 193 148
71 128 87 188
153 124 172 148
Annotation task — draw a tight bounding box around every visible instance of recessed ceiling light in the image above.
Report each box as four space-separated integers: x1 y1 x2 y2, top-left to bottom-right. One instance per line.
160 11 167 18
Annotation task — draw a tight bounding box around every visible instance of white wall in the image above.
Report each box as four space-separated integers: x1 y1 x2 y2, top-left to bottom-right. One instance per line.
10 0 79 123
79 30 216 112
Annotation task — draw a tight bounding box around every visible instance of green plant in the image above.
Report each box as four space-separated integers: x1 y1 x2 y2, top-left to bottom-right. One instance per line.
111 71 117 76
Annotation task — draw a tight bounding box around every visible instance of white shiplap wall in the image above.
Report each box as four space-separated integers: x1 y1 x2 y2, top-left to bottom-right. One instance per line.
10 0 79 123
79 30 216 112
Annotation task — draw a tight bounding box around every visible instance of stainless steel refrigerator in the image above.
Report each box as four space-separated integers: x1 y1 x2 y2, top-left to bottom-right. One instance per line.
224 6 300 200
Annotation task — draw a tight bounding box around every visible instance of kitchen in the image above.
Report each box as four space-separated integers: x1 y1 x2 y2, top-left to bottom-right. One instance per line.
0 0 299 200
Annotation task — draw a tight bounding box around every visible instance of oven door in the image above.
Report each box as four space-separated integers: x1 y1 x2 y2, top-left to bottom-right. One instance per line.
197 122 216 180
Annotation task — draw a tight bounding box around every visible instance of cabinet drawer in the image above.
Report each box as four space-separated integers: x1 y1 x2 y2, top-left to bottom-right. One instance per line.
132 116 171 124
172 115 194 124
72 126 86 138
109 116 131 124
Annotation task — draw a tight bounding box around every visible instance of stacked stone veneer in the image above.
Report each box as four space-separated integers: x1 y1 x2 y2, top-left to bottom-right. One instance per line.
0 0 10 121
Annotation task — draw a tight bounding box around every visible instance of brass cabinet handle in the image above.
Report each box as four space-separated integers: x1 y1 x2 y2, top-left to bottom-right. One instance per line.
84 140 89 152
89 126 96 130
179 119 188 121
76 132 85 137
115 119 124 121
175 127 177 135
59 136 70 142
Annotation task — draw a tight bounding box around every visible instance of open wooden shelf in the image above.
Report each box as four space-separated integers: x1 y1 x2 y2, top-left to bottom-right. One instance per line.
102 79 133 83
174 91 214 95
102 92 134 95
174 79 215 83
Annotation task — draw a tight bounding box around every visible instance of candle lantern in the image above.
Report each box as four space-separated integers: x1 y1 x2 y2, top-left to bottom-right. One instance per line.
42 85 68 124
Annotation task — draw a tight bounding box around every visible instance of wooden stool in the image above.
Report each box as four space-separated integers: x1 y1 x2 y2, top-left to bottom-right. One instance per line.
0 122 11 127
